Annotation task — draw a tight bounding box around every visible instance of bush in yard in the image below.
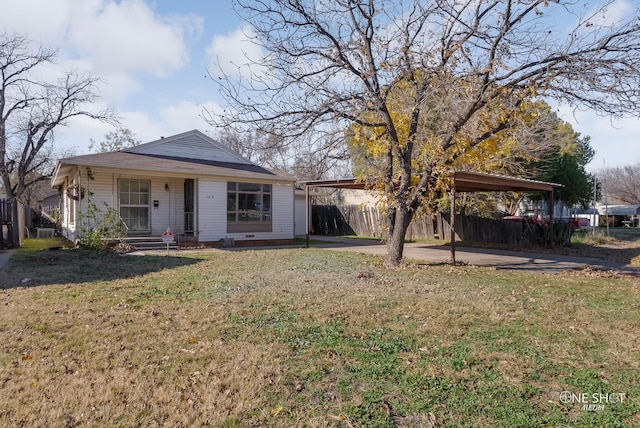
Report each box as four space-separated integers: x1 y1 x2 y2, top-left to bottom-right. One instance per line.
76 195 127 250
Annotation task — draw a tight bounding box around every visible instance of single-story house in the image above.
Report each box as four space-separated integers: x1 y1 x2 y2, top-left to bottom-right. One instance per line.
597 204 640 227
51 129 296 245
39 190 61 217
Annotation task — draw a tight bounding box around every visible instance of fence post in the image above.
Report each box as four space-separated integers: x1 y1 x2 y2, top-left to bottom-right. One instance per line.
12 199 21 247
0 198 21 248
0 199 5 249
450 189 456 264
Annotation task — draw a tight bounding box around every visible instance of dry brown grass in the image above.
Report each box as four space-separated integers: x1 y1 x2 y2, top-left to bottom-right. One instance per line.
0 240 639 427
458 228 640 267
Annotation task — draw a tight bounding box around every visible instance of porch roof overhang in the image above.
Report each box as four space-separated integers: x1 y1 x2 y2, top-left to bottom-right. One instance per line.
51 151 293 188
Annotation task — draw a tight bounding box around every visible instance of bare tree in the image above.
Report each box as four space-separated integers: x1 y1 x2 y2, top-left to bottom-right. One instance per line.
208 0 640 265
88 127 140 153
217 127 289 169
600 163 640 205
0 32 115 203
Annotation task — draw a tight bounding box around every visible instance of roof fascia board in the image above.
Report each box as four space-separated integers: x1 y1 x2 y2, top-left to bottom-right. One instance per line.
53 161 293 185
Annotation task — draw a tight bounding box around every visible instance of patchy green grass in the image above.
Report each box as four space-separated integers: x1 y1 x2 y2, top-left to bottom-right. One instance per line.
0 240 638 427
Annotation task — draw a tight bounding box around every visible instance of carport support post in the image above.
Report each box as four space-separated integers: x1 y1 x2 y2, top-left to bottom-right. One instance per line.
305 185 310 248
450 188 456 264
549 189 555 247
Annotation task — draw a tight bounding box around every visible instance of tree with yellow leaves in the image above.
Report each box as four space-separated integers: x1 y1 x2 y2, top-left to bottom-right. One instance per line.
209 0 640 265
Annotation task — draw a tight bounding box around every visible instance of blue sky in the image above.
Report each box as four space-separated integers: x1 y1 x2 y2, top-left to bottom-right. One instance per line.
0 0 638 172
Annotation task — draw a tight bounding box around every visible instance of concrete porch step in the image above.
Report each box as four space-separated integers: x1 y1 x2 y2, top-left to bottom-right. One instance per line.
118 236 180 251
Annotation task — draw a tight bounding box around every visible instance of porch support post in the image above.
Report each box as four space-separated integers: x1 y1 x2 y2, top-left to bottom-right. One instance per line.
450 187 456 264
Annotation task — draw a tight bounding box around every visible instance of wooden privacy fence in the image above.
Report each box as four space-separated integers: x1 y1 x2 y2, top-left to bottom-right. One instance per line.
312 205 542 246
439 213 542 246
0 198 23 249
311 205 356 236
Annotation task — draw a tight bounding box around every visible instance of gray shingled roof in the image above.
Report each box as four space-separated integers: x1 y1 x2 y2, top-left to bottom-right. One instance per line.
52 151 290 188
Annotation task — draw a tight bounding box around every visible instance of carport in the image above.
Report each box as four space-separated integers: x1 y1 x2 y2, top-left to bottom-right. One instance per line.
301 171 561 263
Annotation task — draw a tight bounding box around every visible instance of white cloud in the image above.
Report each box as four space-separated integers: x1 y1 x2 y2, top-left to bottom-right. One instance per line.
0 0 210 147
0 2 254 158
59 100 225 154
0 0 200 78
55 109 167 155
556 105 640 171
0 0 73 47
54 113 117 155
67 0 197 77
584 0 634 27
119 111 167 143
158 100 223 135
206 26 265 79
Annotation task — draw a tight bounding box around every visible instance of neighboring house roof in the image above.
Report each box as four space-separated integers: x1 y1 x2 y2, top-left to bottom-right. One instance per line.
598 205 640 216
576 208 599 215
52 130 291 187
38 190 61 201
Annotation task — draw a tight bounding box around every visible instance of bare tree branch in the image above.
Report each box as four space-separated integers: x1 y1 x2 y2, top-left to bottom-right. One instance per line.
0 32 117 203
207 0 640 264
600 164 640 205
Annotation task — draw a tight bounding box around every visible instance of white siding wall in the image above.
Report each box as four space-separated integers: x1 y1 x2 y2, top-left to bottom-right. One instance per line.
83 171 117 211
61 165 294 243
197 179 294 242
72 171 122 239
63 170 189 238
197 180 227 241
270 183 295 239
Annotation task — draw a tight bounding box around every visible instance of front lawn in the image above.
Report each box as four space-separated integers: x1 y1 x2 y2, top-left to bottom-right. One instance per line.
0 240 638 427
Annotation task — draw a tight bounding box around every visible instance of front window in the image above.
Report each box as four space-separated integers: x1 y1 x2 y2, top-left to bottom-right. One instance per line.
227 182 272 233
119 179 150 232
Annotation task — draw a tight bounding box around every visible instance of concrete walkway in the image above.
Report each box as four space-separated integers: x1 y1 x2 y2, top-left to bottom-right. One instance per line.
0 249 15 272
310 236 638 275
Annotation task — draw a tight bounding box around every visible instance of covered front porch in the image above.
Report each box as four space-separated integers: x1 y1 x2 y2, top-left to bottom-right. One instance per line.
116 177 196 238
55 169 199 244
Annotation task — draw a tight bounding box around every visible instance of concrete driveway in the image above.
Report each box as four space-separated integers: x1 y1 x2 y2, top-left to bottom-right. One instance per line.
311 236 638 275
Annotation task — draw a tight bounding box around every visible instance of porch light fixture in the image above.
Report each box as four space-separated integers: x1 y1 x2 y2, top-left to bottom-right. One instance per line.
165 183 169 192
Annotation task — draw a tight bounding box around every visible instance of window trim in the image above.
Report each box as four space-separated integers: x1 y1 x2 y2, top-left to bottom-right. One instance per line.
227 182 272 233
118 178 151 233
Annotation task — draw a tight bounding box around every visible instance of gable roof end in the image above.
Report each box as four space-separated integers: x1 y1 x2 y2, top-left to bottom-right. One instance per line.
124 129 252 165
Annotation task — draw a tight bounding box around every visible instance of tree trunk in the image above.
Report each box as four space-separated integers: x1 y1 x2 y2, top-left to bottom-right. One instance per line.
386 206 413 266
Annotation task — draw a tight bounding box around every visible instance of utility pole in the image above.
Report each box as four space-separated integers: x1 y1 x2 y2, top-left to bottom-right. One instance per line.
592 175 597 236
604 159 609 236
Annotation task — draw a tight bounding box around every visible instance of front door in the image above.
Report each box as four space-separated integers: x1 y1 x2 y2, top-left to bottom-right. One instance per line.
119 179 150 233
184 179 194 235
